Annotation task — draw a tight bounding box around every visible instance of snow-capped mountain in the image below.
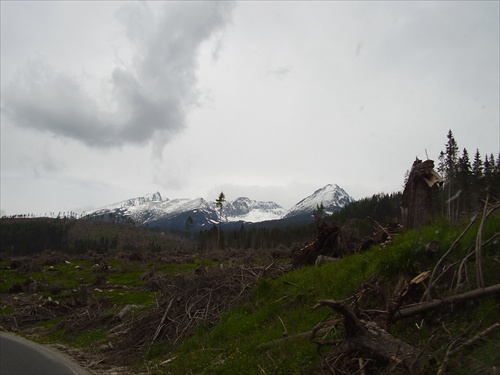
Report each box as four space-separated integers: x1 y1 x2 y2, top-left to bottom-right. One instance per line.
83 193 287 230
84 194 215 229
284 184 354 219
224 197 286 223
83 184 354 230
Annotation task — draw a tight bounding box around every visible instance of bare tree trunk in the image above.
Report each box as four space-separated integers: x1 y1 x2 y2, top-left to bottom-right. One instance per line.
393 284 500 323
475 195 489 288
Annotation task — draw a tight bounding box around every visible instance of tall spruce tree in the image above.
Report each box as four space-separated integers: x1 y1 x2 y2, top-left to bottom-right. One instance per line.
472 149 483 180
457 148 472 214
215 192 226 249
471 149 484 209
443 130 459 221
483 154 497 198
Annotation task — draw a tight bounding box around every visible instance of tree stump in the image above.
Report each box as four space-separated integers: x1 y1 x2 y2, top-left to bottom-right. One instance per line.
402 159 442 230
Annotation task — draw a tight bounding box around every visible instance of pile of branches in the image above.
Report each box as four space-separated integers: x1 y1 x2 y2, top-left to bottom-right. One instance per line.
9 257 43 274
1 296 77 330
56 262 289 364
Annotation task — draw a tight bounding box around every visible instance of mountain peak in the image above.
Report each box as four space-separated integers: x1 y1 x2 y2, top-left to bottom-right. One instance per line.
284 184 354 218
144 192 164 202
313 184 340 194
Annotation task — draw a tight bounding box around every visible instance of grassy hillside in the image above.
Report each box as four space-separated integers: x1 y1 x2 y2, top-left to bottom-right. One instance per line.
162 216 499 374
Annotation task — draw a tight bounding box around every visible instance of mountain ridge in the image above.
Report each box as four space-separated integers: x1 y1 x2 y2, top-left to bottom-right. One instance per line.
83 184 355 230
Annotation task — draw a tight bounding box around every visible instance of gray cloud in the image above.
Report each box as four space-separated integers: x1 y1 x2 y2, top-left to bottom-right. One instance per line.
2 2 234 151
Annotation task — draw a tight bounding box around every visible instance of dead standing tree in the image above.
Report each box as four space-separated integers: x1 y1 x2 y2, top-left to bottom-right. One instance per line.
401 159 443 230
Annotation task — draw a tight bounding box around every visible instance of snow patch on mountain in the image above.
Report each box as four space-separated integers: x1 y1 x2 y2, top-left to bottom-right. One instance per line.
224 197 286 223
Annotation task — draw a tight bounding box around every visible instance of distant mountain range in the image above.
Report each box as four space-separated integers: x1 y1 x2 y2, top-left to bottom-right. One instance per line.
83 184 354 230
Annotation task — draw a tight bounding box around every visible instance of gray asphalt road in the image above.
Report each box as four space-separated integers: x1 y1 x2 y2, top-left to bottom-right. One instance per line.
0 332 90 375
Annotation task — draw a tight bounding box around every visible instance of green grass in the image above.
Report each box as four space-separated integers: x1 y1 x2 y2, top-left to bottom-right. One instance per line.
164 255 369 374
47 327 108 349
102 289 155 305
156 262 199 275
161 215 500 374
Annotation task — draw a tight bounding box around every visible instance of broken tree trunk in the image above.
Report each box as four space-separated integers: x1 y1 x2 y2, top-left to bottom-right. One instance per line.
292 221 341 267
312 300 426 372
401 159 442 230
391 284 500 323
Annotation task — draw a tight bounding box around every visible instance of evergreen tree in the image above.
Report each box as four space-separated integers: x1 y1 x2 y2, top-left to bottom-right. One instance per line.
472 149 483 180
456 148 472 214
215 192 226 249
313 202 326 231
437 150 446 177
483 154 493 189
185 216 194 237
470 149 484 209
443 130 459 222
483 153 497 198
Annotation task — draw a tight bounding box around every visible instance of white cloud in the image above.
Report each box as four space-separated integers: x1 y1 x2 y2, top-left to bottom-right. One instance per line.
0 1 498 216
2 2 235 152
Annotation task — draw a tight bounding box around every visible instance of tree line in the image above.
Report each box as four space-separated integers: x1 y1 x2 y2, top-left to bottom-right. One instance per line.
197 222 317 251
197 130 498 249
436 130 499 222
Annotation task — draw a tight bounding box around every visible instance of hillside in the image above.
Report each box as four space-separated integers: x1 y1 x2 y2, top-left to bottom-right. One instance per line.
166 212 500 374
1 205 498 374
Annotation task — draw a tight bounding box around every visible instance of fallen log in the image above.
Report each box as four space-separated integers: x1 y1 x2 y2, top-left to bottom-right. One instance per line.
391 284 500 323
312 300 426 372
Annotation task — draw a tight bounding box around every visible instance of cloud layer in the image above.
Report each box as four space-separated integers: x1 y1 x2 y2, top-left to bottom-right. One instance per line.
1 1 497 216
2 2 234 152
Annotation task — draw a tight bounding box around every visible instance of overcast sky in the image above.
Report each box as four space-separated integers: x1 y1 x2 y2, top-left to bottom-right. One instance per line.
1 1 499 216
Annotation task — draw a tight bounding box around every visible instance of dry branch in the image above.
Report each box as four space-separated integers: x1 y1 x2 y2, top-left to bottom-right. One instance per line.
392 284 500 323
437 323 500 375
422 214 477 302
150 298 174 345
475 198 500 288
